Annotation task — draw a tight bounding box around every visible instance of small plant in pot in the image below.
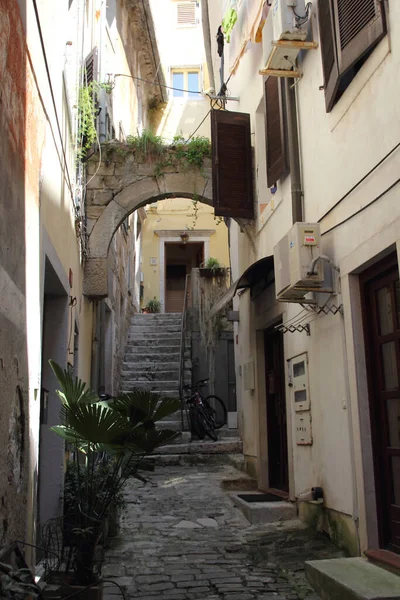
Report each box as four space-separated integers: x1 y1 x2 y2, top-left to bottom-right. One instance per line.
143 297 161 313
199 257 225 278
45 361 179 597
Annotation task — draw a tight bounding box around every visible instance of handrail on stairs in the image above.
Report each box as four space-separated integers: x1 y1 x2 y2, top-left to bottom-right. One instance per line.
178 273 191 430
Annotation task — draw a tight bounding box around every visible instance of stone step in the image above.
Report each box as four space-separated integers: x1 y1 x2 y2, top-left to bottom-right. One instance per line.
128 332 181 340
120 380 179 391
152 437 242 455
121 371 179 383
129 324 182 334
230 493 297 525
126 338 181 348
123 353 180 364
132 313 182 320
148 452 244 468
121 388 179 397
124 346 181 356
122 361 180 371
305 557 400 600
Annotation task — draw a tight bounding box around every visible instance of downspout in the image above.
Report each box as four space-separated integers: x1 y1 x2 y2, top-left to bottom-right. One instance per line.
284 78 303 224
201 0 216 92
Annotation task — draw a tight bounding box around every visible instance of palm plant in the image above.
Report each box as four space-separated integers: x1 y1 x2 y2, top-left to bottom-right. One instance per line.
48 361 179 585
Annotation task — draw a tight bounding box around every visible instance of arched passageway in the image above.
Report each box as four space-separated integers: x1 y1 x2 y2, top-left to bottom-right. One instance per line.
83 142 213 298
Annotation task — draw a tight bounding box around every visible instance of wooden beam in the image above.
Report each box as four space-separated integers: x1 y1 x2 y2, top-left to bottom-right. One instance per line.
272 40 318 50
259 68 302 78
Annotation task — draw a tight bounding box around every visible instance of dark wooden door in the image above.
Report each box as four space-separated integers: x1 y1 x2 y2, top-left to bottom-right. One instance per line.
165 265 186 313
264 327 289 492
361 253 400 551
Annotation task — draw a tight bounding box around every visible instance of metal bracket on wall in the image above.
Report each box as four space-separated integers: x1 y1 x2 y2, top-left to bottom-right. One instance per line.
278 323 310 335
304 303 343 316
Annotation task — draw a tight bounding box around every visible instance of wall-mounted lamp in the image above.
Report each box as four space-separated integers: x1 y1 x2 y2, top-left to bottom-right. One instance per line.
180 232 189 244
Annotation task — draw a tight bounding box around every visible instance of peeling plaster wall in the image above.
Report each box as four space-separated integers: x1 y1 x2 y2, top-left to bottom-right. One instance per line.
0 0 45 550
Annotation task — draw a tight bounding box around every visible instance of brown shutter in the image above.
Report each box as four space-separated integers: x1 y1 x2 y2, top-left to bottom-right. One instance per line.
317 0 340 112
264 77 287 187
84 47 99 85
317 0 386 112
211 110 255 219
333 0 386 74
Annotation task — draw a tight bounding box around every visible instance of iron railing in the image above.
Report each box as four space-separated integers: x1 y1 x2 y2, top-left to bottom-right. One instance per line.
178 274 191 430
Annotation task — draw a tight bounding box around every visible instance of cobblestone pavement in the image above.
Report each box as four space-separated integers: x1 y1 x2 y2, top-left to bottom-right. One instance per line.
102 464 344 600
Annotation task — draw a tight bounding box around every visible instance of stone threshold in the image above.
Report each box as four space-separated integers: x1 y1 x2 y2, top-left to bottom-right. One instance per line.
366 549 400 576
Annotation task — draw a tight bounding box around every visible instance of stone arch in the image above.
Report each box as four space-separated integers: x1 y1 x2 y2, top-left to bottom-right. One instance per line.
84 144 213 298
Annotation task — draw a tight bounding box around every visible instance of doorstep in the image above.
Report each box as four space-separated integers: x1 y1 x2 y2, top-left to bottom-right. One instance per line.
230 491 297 524
366 549 400 577
305 557 400 600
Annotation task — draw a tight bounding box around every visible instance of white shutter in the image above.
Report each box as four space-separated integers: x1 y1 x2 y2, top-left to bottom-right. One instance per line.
177 2 196 26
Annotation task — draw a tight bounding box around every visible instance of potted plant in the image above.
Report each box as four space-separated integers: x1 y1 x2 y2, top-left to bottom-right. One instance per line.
43 361 180 598
199 257 226 278
143 297 161 313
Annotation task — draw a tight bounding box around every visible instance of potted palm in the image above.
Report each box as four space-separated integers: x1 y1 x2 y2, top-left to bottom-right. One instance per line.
143 297 161 313
43 361 180 598
199 257 226 278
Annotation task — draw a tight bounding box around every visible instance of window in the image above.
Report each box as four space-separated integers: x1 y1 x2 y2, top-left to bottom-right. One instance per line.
317 0 386 112
172 69 201 99
177 1 197 26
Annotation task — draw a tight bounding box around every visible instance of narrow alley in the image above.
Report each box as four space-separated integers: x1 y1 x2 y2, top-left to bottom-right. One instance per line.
102 464 343 600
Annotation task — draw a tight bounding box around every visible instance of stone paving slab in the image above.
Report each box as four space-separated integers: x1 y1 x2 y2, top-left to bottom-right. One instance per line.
102 465 344 600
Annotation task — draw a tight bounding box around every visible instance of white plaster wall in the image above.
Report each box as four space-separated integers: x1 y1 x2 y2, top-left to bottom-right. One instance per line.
207 0 400 549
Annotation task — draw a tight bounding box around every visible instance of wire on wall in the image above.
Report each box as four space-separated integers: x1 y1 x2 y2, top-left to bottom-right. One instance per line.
32 0 75 206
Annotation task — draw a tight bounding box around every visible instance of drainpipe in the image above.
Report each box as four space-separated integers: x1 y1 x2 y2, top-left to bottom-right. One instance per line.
284 78 303 224
201 0 216 92
91 301 101 392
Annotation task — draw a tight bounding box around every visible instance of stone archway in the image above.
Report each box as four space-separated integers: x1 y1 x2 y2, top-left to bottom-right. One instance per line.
83 142 213 298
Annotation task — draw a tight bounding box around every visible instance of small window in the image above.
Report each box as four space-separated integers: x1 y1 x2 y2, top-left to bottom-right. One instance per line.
177 2 197 26
171 69 201 99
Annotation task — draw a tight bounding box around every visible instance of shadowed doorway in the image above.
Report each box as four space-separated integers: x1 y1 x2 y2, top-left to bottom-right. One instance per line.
164 241 204 312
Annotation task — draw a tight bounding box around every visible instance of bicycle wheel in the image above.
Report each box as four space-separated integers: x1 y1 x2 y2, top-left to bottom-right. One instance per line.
197 406 218 441
189 406 206 439
204 395 227 429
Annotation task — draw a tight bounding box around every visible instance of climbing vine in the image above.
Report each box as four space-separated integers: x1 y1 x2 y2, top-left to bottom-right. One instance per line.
77 81 112 161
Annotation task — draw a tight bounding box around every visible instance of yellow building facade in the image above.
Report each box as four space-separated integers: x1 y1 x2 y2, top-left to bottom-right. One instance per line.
141 198 229 313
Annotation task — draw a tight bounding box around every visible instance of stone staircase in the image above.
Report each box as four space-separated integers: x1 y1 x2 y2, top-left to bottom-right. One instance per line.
120 312 243 463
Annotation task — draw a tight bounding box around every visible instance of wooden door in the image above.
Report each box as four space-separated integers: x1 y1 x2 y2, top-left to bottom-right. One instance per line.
165 265 186 313
264 327 289 493
361 253 400 551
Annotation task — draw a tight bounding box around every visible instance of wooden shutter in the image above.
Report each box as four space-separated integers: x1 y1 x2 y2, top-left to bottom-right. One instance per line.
211 110 255 219
317 0 386 112
317 0 340 112
333 0 386 74
177 2 196 25
84 47 99 85
264 77 287 187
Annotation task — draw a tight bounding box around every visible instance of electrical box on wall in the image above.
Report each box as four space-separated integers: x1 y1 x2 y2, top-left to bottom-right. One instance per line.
295 412 312 445
291 353 310 412
243 360 255 391
274 222 324 302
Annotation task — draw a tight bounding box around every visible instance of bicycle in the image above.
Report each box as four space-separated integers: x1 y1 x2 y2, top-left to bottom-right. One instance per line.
183 378 227 441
